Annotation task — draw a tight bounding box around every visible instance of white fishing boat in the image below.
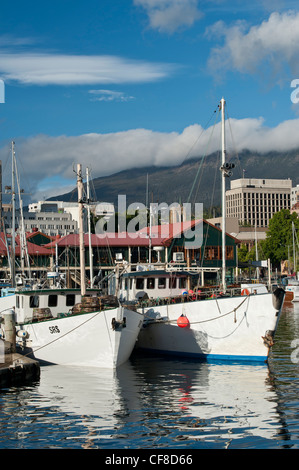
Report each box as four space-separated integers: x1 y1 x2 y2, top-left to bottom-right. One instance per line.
285 280 299 302
129 99 285 363
0 164 143 368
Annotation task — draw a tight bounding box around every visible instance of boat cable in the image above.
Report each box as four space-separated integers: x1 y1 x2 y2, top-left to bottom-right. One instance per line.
187 107 220 204
176 295 249 325
16 309 106 358
200 308 249 340
225 104 243 180
180 107 220 167
143 294 250 326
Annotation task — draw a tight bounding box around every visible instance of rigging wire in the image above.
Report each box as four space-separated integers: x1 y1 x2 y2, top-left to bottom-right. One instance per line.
180 108 220 167
225 103 243 179
187 106 221 204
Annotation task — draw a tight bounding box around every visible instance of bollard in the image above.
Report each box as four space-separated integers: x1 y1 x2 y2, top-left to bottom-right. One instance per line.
0 339 4 364
3 310 16 353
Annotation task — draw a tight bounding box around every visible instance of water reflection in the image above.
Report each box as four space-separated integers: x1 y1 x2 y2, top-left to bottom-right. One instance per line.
127 356 280 447
0 302 298 449
267 300 299 448
5 358 280 448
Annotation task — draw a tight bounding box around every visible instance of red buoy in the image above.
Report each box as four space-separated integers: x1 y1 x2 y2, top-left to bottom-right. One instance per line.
177 314 190 328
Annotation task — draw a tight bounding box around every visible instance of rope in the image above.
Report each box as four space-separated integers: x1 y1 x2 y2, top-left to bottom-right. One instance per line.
145 294 250 326
202 310 248 340
17 308 105 358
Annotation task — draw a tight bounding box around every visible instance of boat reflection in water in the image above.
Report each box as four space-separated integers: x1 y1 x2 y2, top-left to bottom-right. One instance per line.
32 356 284 448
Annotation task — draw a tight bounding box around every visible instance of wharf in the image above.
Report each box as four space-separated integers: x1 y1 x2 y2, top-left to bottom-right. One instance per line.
0 341 40 388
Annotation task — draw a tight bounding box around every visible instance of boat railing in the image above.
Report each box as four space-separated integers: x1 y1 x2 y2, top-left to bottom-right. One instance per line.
132 286 245 308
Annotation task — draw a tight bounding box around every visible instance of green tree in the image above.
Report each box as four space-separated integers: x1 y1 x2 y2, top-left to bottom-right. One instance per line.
260 209 299 267
237 244 250 262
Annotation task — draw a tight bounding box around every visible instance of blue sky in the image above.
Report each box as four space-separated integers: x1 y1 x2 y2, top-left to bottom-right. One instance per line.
0 0 299 202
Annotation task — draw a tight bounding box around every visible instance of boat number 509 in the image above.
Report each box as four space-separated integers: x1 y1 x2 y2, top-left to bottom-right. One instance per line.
49 326 60 334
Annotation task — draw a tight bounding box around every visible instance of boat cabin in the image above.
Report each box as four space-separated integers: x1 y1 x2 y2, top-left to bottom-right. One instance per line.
0 288 98 324
118 270 189 302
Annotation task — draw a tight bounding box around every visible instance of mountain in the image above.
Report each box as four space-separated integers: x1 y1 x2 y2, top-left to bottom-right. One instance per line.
50 149 299 213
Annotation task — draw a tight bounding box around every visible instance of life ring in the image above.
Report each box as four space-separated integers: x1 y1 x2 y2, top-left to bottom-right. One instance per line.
241 288 250 296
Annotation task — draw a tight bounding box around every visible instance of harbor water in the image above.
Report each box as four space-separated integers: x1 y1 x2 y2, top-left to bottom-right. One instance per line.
0 302 298 450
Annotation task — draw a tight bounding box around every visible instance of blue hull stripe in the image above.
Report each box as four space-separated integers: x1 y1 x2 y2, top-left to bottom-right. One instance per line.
137 347 268 364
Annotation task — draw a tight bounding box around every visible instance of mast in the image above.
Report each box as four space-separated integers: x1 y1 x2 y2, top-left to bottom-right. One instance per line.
255 220 259 279
77 164 86 297
149 204 152 264
220 98 226 292
15 151 31 281
11 141 16 288
292 221 297 277
219 98 235 292
86 167 94 288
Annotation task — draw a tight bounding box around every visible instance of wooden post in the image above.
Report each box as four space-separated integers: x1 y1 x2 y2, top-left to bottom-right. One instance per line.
3 310 16 353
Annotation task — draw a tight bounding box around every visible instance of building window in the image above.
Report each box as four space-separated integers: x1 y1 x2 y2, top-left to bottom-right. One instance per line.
204 246 220 260
226 246 234 260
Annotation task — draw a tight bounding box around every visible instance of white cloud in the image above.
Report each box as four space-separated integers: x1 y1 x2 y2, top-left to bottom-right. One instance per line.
134 0 203 33
207 11 299 78
0 34 36 47
88 89 135 102
2 116 299 201
0 52 175 86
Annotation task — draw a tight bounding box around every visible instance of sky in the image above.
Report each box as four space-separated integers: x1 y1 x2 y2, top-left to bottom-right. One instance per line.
1 0 299 204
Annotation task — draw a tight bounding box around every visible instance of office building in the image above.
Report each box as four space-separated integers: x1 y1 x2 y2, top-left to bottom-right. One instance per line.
226 178 292 228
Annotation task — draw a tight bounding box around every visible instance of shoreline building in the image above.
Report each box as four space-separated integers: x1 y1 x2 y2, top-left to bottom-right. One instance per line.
226 178 292 228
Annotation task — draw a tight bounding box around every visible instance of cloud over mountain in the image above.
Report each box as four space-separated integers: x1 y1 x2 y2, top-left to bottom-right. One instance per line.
2 115 299 202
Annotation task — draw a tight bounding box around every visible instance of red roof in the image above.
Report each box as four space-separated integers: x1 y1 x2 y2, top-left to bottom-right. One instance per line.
16 240 54 255
0 232 54 256
137 219 203 242
43 232 169 248
43 221 204 249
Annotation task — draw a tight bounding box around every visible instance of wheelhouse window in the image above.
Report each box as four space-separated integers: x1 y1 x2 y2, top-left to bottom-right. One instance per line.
66 294 75 306
30 296 39 308
147 278 155 289
136 278 144 289
48 295 58 307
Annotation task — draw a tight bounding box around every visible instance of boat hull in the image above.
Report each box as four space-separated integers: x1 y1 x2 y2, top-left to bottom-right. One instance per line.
136 290 284 363
16 307 143 368
285 285 299 302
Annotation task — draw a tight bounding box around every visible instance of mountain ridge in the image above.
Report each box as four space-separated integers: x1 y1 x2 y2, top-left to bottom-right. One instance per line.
50 149 299 213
